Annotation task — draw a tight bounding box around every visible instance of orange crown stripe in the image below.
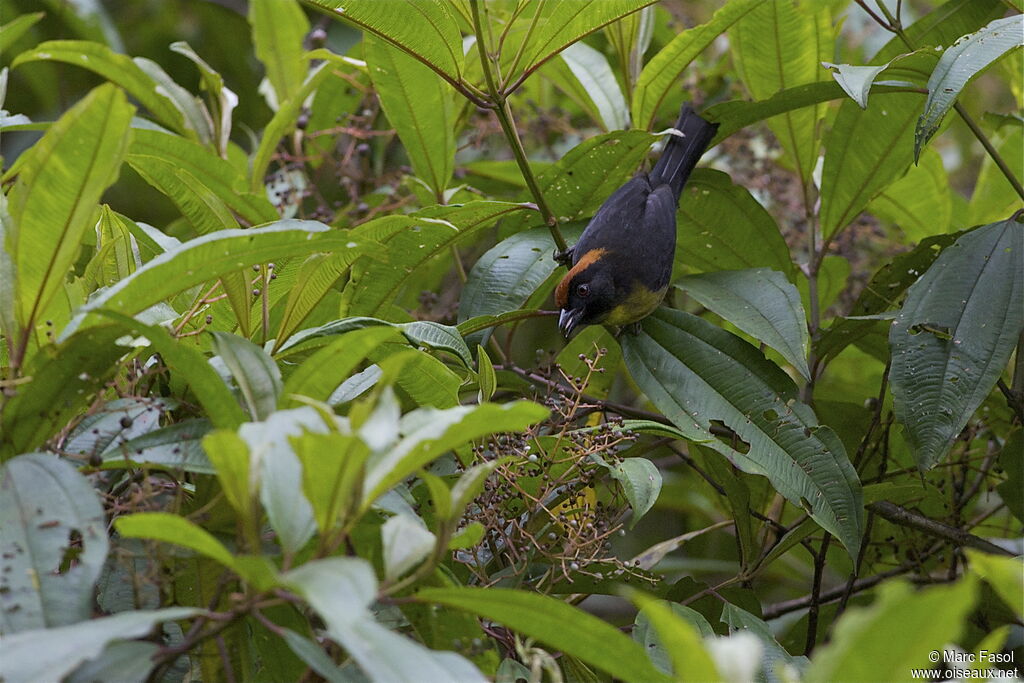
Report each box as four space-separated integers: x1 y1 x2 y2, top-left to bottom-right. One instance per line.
554 248 608 309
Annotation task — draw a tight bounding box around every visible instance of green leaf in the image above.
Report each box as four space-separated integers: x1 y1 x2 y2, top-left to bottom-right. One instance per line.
304 0 465 83
292 432 370 533
0 607 200 683
607 457 662 528
249 0 310 106
280 629 358 683
128 158 237 236
11 41 187 135
968 120 1023 226
286 556 487 680
273 251 366 352
115 512 236 569
458 226 576 343
966 550 1023 615
381 514 436 580
449 459 508 524
211 332 282 421
816 230 965 364
996 430 1023 523
558 41 628 131
476 344 496 402
622 308 864 557
693 444 756 570
0 13 44 55
363 401 548 506
66 642 161 683
676 268 810 379
251 59 338 192
819 54 937 239
720 604 807 683
168 41 238 157
0 454 109 632
626 590 719 682
804 578 977 683
366 35 455 195
915 15 1023 160
820 62 892 110
60 220 369 339
6 83 133 334
510 0 655 90
283 326 401 406
131 56 214 145
98 311 248 429
731 0 831 184
873 0 1005 64
128 129 277 226
101 419 213 474
632 0 759 130
890 217 1024 469
64 397 175 458
868 147 952 242
280 316 472 368
677 169 793 277
202 430 254 520
347 202 531 317
0 325 130 457
417 587 670 683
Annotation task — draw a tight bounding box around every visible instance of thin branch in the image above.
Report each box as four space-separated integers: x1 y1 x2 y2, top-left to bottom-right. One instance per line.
867 501 1015 556
804 533 832 655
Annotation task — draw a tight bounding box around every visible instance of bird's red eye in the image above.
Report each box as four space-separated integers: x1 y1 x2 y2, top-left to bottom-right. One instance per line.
576 283 590 297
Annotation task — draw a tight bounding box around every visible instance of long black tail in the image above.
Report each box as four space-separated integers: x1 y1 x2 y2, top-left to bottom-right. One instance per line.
648 105 718 200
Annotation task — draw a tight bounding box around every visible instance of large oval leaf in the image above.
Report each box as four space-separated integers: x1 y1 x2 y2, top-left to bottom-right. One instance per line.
677 169 793 277
675 268 810 380
622 307 863 557
890 216 1024 470
0 454 109 632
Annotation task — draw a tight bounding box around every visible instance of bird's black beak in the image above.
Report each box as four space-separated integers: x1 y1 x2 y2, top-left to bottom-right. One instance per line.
558 308 581 339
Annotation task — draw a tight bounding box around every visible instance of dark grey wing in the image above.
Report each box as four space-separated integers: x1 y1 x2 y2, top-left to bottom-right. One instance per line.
636 184 677 290
570 176 652 262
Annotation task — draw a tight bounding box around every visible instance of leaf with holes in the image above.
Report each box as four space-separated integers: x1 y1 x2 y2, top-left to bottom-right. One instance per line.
890 216 1024 470
622 308 863 557
915 15 1023 160
0 454 109 633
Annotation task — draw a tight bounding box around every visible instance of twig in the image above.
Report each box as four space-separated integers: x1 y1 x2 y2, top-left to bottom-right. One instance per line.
867 501 1015 556
804 533 832 655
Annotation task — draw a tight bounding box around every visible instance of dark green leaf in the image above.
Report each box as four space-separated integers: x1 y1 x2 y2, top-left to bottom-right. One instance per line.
677 169 793 277
889 217 1023 469
622 308 863 556
915 15 1023 160
676 268 810 379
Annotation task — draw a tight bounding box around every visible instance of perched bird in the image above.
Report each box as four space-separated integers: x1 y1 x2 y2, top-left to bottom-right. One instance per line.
555 105 718 338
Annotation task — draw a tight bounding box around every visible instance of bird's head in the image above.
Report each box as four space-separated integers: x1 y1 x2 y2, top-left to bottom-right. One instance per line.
555 248 616 338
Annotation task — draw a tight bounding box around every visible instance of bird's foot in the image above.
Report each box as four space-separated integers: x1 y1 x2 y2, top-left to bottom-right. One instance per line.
553 246 573 266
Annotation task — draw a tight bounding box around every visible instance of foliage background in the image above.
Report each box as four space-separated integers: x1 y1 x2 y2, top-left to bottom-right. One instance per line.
0 0 1021 681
